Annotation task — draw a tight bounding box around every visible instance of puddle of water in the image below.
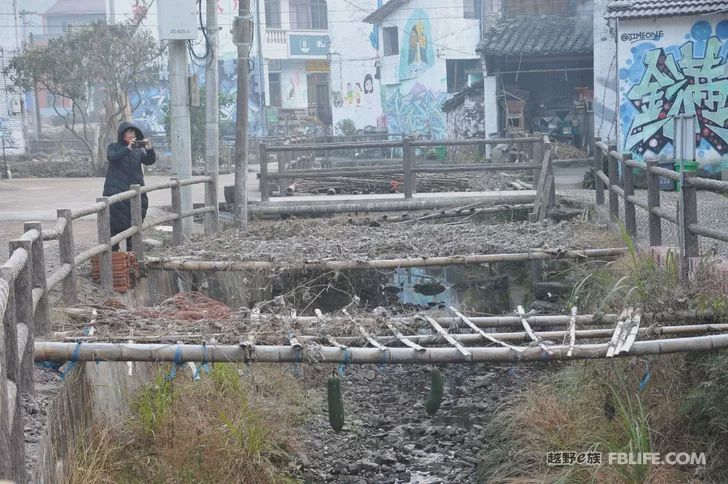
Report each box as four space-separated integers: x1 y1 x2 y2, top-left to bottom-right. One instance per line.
391 262 532 314
148 259 579 314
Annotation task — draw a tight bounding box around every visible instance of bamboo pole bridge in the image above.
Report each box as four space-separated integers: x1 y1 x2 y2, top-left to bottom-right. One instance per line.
34 306 728 365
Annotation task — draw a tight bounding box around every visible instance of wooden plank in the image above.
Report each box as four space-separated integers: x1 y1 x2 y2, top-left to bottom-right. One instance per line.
387 322 426 351
422 316 471 358
449 306 524 352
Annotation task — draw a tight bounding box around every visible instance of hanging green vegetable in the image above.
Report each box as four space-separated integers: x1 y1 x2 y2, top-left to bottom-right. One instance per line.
328 376 345 431
425 368 444 415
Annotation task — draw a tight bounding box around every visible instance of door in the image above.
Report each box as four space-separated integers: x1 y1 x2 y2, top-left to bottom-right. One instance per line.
307 73 332 127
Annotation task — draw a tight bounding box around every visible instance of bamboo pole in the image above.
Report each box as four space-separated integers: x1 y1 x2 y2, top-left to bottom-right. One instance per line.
248 192 538 216
33 332 728 363
145 247 627 272
56 323 728 345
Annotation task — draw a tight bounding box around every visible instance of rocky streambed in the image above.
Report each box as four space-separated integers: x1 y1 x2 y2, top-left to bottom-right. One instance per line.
298 362 548 483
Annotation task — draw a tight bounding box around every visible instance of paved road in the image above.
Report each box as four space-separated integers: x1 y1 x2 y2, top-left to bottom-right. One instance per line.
0 173 247 259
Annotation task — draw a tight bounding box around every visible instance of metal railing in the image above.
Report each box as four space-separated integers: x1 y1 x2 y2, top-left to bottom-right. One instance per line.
594 139 728 275
0 175 218 479
258 136 554 210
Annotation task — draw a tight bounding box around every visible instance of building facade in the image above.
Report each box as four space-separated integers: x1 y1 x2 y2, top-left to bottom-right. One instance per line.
478 0 594 150
363 0 483 139
603 0 728 173
0 1 28 157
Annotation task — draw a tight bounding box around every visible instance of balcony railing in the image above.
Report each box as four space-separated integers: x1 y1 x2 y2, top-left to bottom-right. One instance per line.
266 29 287 44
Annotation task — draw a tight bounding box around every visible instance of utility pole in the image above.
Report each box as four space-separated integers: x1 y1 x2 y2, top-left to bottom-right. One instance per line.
254 0 267 136
233 0 254 228
168 40 193 236
205 0 219 232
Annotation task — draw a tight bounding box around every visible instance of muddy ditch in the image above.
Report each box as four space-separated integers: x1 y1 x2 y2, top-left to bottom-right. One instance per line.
50 215 622 482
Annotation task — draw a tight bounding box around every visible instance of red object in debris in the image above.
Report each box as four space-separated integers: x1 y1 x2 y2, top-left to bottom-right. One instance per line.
389 180 400 193
91 252 139 293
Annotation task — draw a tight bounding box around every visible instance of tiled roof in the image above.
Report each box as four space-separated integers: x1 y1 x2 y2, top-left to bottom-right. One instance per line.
441 81 483 112
476 15 593 57
606 0 728 19
363 0 409 24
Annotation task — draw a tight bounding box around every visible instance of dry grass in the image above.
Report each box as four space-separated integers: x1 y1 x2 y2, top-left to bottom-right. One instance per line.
477 357 701 483
70 364 313 484
478 244 728 483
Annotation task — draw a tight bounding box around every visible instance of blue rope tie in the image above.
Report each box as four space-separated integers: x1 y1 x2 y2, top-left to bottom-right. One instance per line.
377 349 388 373
193 343 211 380
58 342 83 380
638 360 651 392
337 349 352 377
166 346 184 381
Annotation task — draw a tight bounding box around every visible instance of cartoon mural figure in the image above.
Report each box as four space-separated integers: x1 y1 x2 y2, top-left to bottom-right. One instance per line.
399 10 435 80
620 20 728 163
345 82 354 105
355 83 363 106
408 22 429 67
364 74 374 94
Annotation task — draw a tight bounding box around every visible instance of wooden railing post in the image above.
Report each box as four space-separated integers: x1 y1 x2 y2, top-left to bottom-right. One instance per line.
130 185 145 264
593 138 604 205
403 137 414 199
0 273 10 478
171 178 183 246
259 143 270 202
678 172 699 279
645 160 662 246
204 175 219 234
57 209 77 304
532 136 544 185
24 222 50 335
95 197 113 289
1 267 24 482
279 142 289 195
1 267 19 392
607 145 619 224
622 155 637 239
8 239 33 392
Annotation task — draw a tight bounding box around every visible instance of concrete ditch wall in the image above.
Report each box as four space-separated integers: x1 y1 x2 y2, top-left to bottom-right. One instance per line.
29 358 158 482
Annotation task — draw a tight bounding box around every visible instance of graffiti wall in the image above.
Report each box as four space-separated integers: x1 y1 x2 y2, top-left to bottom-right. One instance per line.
593 0 618 145
399 9 436 81
329 0 383 131
383 82 447 138
618 15 728 169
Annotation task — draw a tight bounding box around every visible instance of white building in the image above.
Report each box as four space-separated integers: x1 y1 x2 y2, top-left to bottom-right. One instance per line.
0 1 28 157
362 0 483 139
600 0 728 173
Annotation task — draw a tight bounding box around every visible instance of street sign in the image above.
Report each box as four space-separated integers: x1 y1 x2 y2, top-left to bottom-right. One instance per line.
289 34 330 56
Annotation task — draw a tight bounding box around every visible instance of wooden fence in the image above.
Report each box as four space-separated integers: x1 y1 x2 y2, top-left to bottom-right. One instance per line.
594 139 728 276
257 135 556 220
0 175 218 480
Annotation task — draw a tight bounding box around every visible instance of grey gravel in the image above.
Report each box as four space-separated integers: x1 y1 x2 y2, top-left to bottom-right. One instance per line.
561 188 728 258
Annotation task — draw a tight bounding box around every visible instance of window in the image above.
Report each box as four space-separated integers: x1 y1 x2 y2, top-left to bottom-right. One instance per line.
265 0 281 28
464 0 482 19
311 0 328 29
269 73 281 107
383 27 399 56
446 59 481 93
289 0 327 30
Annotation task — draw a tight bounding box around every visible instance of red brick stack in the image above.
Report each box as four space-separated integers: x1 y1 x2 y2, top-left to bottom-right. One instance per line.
91 252 139 293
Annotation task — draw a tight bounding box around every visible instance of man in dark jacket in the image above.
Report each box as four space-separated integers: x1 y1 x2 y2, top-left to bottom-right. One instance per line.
104 121 156 251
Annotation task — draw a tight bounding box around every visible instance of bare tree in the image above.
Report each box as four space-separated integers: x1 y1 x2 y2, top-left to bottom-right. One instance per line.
7 21 161 173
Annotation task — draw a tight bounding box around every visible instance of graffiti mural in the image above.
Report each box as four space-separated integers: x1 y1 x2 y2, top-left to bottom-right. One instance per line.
131 56 265 138
619 17 728 165
399 10 435 80
383 83 447 138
